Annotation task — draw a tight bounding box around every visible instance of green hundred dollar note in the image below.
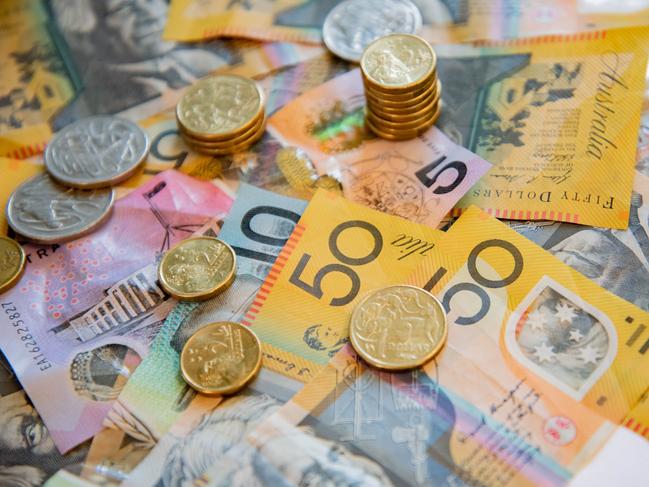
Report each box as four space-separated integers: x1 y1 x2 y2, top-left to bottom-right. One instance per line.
104 184 308 441
435 26 649 229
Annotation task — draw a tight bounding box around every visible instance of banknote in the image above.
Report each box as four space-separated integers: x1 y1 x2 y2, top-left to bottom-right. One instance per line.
0 351 94 487
121 368 304 487
57 185 309 486
239 189 444 381
0 390 92 487
0 0 323 158
106 188 447 486
269 69 493 227
419 0 649 44
0 170 233 453
164 0 325 43
432 27 649 229
126 54 351 196
104 184 307 441
407 206 649 425
513 97 649 312
198 343 620 487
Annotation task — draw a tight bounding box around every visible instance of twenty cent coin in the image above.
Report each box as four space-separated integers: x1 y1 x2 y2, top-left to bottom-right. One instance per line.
0 236 25 294
350 285 447 370
323 0 422 62
6 173 115 244
158 237 236 301
45 115 150 188
180 321 262 395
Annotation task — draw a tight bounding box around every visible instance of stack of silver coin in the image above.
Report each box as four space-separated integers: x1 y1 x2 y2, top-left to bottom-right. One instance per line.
6 115 150 244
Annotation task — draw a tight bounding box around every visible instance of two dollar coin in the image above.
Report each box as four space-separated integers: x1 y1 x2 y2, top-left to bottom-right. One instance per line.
349 285 448 370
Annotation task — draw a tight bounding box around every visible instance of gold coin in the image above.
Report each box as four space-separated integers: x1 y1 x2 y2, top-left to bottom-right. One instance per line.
182 118 266 156
176 74 265 140
366 103 441 141
178 110 264 143
367 90 441 125
362 69 437 99
349 285 447 370
180 321 262 395
368 106 439 131
158 237 236 301
361 34 436 93
181 115 266 149
0 236 25 294
364 79 441 110
367 89 441 123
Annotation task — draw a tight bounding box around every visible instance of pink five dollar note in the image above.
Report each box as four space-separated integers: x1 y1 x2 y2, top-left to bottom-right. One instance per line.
0 170 232 452
268 69 493 228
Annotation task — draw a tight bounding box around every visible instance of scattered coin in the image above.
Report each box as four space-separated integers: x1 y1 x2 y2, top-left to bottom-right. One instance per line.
44 115 150 189
349 284 447 370
158 236 236 301
6 173 115 244
180 321 262 395
0 236 25 294
360 34 442 140
323 0 422 62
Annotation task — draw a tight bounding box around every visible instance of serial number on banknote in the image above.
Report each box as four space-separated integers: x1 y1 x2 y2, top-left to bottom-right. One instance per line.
1 302 52 371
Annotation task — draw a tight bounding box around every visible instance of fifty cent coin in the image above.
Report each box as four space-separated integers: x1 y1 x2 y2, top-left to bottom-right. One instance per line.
0 236 25 294
350 285 447 370
6 173 115 244
323 0 422 62
180 321 262 395
158 237 236 301
45 115 149 188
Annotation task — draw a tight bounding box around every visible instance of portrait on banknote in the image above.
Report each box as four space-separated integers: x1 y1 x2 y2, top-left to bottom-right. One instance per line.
49 0 231 126
0 391 89 487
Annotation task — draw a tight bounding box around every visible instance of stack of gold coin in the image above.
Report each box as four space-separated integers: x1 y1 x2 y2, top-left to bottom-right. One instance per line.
176 74 266 155
361 33 441 141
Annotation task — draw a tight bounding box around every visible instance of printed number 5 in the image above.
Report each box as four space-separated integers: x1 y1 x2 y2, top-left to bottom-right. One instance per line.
289 220 383 306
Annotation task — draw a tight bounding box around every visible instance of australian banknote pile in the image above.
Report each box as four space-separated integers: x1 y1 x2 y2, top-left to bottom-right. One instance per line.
2 0 649 486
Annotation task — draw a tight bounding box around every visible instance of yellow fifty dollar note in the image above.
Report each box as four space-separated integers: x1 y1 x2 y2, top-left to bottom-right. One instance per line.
218 345 618 487
165 0 321 43
408 206 649 425
243 189 444 382
437 27 649 229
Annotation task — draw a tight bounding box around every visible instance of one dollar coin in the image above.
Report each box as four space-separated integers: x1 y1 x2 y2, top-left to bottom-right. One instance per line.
180 322 262 395
349 285 447 370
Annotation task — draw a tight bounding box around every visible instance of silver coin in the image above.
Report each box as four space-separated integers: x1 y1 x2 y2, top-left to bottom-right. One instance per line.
6 173 115 244
45 115 150 188
323 0 423 62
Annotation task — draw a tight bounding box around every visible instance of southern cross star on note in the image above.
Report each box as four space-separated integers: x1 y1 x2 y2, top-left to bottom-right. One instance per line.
526 309 547 331
533 342 556 363
555 302 577 323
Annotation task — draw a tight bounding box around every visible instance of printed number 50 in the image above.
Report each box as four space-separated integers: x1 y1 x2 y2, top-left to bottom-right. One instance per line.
289 220 383 306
